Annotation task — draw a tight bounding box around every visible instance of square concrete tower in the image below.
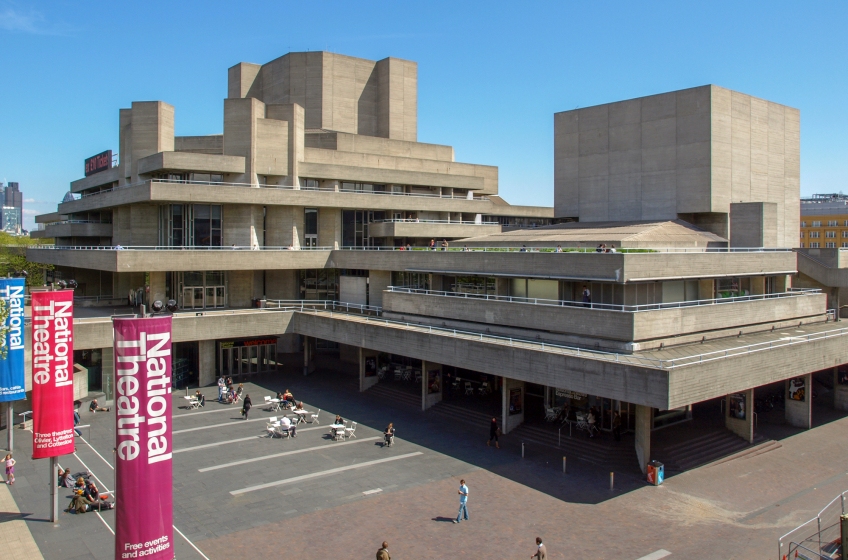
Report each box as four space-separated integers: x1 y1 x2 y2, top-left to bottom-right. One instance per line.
228 52 417 142
554 85 800 247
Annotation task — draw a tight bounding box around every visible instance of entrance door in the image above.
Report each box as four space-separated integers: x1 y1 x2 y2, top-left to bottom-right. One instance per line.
184 287 204 309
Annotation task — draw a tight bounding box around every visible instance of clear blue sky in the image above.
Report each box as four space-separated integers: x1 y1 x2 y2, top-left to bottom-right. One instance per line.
1 1 846 230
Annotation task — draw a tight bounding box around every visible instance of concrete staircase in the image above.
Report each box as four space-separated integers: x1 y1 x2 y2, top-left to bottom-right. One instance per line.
510 423 639 470
654 430 763 471
366 383 421 410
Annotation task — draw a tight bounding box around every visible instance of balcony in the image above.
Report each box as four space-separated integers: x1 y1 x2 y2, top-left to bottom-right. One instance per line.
380 287 829 343
29 220 112 239
367 219 501 239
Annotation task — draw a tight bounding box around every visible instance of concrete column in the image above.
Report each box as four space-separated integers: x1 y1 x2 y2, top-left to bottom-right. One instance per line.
198 340 215 387
698 279 714 300
149 271 166 305
318 208 342 249
725 389 755 443
501 377 524 434
303 336 313 376
368 270 392 308
358 347 379 392
421 361 442 411
266 103 304 187
634 404 652 474
785 374 812 429
749 277 765 296
495 278 510 297
834 367 848 411
224 205 265 248
101 347 114 401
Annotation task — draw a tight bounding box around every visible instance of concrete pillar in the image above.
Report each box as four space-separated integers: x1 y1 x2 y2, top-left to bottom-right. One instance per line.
495 278 510 297
318 208 342 249
149 271 166 305
421 361 442 411
198 340 215 387
834 367 848 411
224 205 265 247
266 103 304 187
634 404 652 474
725 389 755 443
501 377 524 434
303 336 313 376
785 374 812 429
698 279 714 300
358 347 379 392
749 277 765 296
265 206 303 249
368 270 392 308
101 347 114 401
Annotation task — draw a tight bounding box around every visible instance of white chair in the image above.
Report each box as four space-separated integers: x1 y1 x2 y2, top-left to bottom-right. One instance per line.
464 382 474 396
544 407 560 422
263 396 272 407
478 382 489 396
310 409 320 424
266 425 278 438
345 421 357 439
266 417 277 430
334 426 346 441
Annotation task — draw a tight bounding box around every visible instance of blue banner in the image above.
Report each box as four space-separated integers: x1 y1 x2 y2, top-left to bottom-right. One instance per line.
0 278 26 402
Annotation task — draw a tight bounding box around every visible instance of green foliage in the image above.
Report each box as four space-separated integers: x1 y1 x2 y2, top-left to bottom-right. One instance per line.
0 233 54 287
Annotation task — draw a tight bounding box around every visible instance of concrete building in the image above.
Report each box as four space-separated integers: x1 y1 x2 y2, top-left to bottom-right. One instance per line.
25 54 848 474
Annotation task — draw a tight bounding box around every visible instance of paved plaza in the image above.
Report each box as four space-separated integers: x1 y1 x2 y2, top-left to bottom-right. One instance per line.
2 364 847 559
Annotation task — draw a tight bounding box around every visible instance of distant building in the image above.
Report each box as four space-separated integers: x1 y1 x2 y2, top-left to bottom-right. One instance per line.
0 181 23 234
799 193 848 248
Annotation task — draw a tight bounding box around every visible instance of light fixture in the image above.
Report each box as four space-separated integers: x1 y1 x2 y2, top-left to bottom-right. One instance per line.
166 299 178 312
151 300 164 313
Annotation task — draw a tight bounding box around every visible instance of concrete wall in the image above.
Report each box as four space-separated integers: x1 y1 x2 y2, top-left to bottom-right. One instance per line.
381 290 827 342
554 86 800 247
634 404 652 474
340 276 367 306
318 207 342 249
730 202 779 248
368 271 392 308
266 206 304 248
231 52 417 142
224 205 264 247
111 203 159 246
266 269 299 300
368 221 501 239
784 374 812 428
502 377 524 434
174 135 224 155
198 339 215 386
138 151 244 175
307 131 453 162
126 101 175 184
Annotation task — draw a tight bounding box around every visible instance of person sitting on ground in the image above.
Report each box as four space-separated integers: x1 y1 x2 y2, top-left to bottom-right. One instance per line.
384 423 395 447
83 479 100 502
68 489 113 513
59 468 74 488
89 399 109 413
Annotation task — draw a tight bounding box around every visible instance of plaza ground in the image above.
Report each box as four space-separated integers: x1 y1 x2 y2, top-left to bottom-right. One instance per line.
2 359 847 559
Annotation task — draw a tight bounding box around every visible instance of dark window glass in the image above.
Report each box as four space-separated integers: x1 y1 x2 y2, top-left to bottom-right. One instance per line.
305 209 318 235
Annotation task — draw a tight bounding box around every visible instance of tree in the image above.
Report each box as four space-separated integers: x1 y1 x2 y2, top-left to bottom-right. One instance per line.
0 232 53 287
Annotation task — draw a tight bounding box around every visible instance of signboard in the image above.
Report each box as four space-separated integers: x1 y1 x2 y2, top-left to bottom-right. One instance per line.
219 337 277 348
728 393 746 420
84 150 112 176
555 388 587 400
508 387 522 415
0 278 25 402
114 317 174 560
31 290 75 459
788 377 806 401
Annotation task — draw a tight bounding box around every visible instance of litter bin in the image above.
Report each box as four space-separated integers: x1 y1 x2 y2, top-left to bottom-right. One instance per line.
647 460 664 486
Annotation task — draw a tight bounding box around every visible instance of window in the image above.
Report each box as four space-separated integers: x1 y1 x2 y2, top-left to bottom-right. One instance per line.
810 242 820 248
826 242 836 248
299 178 320 190
340 182 385 193
304 208 318 248
810 231 820 238
801 221 807 227
828 220 838 226
842 231 848 238
161 204 222 247
800 243 805 248
800 232 805 238
188 173 223 183
826 231 836 238
812 221 822 227
843 242 848 248
843 220 848 227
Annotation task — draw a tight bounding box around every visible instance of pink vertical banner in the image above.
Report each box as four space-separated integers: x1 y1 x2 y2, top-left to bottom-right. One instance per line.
114 317 174 560
31 290 75 459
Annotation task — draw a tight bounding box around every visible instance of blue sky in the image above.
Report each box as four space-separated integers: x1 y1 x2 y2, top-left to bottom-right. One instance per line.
1 1 846 230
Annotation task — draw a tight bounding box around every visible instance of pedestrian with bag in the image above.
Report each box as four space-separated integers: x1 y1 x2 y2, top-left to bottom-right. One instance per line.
453 479 469 523
530 537 547 559
376 541 391 560
487 417 500 449
242 394 252 420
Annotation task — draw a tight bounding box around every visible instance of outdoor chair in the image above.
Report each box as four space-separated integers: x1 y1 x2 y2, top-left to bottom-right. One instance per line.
464 382 474 396
544 406 560 422
266 417 277 430
263 396 272 410
310 409 320 424
478 382 489 396
345 422 357 439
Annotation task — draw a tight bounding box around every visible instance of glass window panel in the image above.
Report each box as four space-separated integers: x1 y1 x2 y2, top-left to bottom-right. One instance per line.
184 272 204 286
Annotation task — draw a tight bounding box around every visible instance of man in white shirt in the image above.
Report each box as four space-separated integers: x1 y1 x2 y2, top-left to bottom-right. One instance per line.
280 416 297 437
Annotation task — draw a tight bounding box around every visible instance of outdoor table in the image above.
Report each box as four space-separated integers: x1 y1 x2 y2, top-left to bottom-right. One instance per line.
269 398 283 412
329 423 345 440
292 410 309 424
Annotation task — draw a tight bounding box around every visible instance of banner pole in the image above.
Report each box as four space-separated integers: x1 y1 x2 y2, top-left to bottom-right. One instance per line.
50 457 58 523
6 403 12 451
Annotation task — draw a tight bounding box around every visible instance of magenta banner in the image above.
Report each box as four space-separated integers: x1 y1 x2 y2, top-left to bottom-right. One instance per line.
114 317 174 560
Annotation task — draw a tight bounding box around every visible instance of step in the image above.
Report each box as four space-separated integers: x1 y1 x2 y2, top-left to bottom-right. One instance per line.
658 430 733 455
705 440 782 468
671 435 747 464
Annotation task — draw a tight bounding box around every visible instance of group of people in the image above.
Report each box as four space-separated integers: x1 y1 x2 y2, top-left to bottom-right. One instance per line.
595 243 617 253
428 239 450 250
58 469 115 513
217 377 244 404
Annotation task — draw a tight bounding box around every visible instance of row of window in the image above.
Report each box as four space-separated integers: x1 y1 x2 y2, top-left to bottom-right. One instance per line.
800 231 848 238
801 220 848 227
800 242 848 248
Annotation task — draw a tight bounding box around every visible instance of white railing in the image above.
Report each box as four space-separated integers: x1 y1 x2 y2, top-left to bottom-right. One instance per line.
263 299 382 314
371 219 499 225
68 178 489 201
45 220 111 225
385 286 823 312
30 245 334 251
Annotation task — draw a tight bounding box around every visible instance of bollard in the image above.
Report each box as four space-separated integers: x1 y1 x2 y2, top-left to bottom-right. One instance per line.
521 442 525 458
609 472 614 491
562 456 566 474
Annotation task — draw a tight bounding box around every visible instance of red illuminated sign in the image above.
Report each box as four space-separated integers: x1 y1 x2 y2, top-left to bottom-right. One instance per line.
84 150 112 176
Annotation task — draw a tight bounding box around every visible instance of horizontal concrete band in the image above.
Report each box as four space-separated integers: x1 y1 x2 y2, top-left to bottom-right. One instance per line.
28 247 798 278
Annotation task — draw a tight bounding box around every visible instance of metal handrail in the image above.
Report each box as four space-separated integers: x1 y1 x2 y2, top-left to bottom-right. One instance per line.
385 286 823 312
30 245 334 251
263 299 383 314
70 178 490 201
42 220 111 225
371 219 499 225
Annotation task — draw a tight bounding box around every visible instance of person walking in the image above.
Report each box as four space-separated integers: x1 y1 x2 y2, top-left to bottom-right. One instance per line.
4 453 15 485
612 411 622 442
453 479 469 523
73 408 82 436
530 537 547 559
217 376 226 401
487 417 500 449
376 541 391 560
242 394 252 420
